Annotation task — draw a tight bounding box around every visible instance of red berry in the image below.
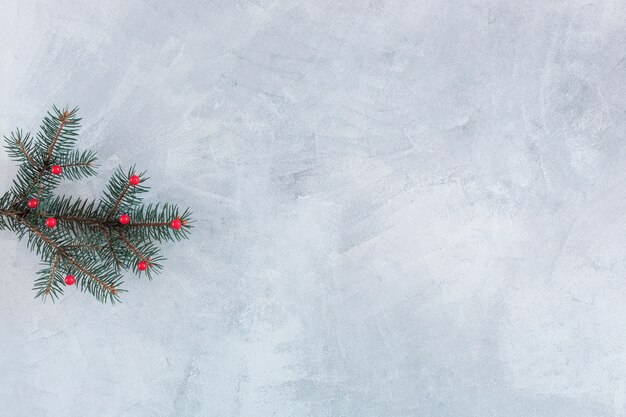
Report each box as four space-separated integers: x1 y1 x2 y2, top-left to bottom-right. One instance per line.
129 175 140 186
50 165 62 175
27 198 39 209
45 217 57 228
170 218 182 230
137 261 148 271
64 275 76 286
119 214 130 225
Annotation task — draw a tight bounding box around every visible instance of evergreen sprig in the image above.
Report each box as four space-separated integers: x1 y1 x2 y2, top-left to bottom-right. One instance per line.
0 106 192 303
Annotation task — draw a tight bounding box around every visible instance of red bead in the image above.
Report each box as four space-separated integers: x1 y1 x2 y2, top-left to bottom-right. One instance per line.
129 175 141 186
137 261 148 271
119 214 130 225
27 198 39 209
64 275 76 286
50 165 62 175
170 218 182 230
45 217 57 228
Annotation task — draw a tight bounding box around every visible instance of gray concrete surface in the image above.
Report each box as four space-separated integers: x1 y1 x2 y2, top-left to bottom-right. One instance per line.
1 1 626 416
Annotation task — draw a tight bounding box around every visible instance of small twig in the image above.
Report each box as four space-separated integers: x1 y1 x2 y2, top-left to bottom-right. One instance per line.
56 214 107 228
117 230 146 261
45 111 69 164
15 136 38 168
102 228 123 268
128 221 169 227
107 183 130 218
42 254 60 300
61 161 94 169
65 242 105 251
9 167 47 208
19 217 118 295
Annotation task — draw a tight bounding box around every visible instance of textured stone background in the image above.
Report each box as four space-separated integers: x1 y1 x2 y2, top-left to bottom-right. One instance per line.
1 1 626 416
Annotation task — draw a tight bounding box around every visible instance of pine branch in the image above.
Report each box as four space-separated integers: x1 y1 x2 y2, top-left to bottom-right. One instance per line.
8 107 80 209
39 106 80 164
46 116 67 162
34 255 62 302
101 228 124 270
58 149 98 180
109 184 130 217
5 130 38 168
0 106 192 303
0 193 16 231
116 230 164 277
118 230 145 260
20 217 121 299
51 199 107 235
8 165 48 207
101 166 149 218
66 242 106 251
126 203 193 242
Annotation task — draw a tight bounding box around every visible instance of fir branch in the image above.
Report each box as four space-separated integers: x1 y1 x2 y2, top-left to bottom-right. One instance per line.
4 130 39 168
102 228 124 269
126 204 193 242
0 193 19 231
41 106 80 164
65 242 105 251
70 259 121 300
118 230 146 260
0 106 192 303
18 139 37 167
109 183 130 217
20 213 121 300
43 196 106 235
37 254 61 301
8 165 48 207
55 214 104 229
46 111 68 162
101 166 149 219
116 229 164 279
58 149 98 180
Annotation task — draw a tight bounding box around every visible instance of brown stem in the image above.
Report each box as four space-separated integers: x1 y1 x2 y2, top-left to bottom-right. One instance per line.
11 214 118 295
56 214 111 228
11 112 71 208
107 183 130 218
128 221 169 227
15 136 38 168
61 161 94 169
0 208 26 217
46 112 69 163
66 243 105 251
9 167 47 208
102 228 122 268
117 230 146 261
46 214 122 266
42 255 60 300
36 182 45 199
